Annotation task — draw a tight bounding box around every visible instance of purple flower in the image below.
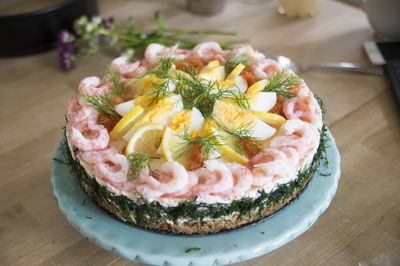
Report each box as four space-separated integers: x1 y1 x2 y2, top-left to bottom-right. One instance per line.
61 56 75 71
102 17 114 29
58 39 78 71
59 30 73 44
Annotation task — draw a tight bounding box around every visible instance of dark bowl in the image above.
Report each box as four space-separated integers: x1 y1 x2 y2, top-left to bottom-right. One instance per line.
0 0 98 57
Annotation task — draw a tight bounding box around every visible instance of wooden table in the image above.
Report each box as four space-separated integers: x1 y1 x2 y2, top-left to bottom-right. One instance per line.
1 0 399 265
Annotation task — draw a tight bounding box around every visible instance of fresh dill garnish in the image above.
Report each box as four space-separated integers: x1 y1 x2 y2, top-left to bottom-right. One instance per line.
215 121 262 156
148 78 175 106
146 57 176 79
80 66 124 122
175 69 250 117
263 69 303 98
106 65 125 96
185 247 202 253
175 131 220 162
226 88 251 111
126 152 158 181
224 52 249 75
134 58 177 106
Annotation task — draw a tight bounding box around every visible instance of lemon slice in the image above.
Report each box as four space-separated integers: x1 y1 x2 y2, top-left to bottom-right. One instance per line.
109 105 144 140
125 124 164 157
225 63 246 81
161 127 192 167
246 79 268 94
211 127 249 165
251 110 286 128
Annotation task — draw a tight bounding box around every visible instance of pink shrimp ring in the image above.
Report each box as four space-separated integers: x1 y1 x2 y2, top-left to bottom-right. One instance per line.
193 160 234 195
162 172 199 199
69 122 109 151
269 119 319 160
215 162 253 198
283 96 322 127
111 56 147 82
192 42 227 63
94 153 129 183
79 76 110 96
66 96 82 123
251 58 282 80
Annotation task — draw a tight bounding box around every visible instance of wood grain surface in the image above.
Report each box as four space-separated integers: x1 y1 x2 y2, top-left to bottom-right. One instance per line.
1 0 399 265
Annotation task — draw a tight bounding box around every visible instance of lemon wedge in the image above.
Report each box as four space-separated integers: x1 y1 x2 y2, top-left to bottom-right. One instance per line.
251 110 286 128
109 105 144 140
125 124 164 157
225 63 246 81
161 127 192 167
211 127 248 165
246 79 268 94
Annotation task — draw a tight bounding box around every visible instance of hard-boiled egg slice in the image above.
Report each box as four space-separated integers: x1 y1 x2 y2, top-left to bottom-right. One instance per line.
213 100 275 140
246 92 277 112
115 100 135 117
220 75 248 94
250 118 276 140
122 94 183 141
170 107 204 133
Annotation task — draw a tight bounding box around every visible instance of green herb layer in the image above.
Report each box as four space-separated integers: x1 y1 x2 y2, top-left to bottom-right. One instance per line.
63 125 328 228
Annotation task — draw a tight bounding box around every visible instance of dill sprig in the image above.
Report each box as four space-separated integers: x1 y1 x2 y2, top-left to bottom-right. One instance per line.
126 152 155 181
176 131 220 162
80 66 125 122
146 57 176 79
227 88 250 111
263 69 303 98
185 247 202 253
216 121 262 156
175 69 250 117
224 52 249 75
106 65 125 96
146 58 177 105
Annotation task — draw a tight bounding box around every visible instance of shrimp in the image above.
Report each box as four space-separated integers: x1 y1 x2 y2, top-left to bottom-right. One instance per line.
111 56 147 82
79 76 110 96
231 44 265 64
269 119 319 159
69 122 109 151
287 83 310 98
143 44 190 67
192 42 227 64
80 143 119 164
66 96 82 123
147 161 189 193
107 180 137 192
283 96 322 128
193 160 234 194
94 153 129 183
162 172 199 198
69 105 99 127
279 147 300 167
217 163 253 197
251 58 282 80
135 162 190 199
250 148 295 187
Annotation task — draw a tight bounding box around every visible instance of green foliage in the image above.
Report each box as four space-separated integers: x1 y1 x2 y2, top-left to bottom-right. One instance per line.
224 52 249 75
263 69 303 98
175 131 220 162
